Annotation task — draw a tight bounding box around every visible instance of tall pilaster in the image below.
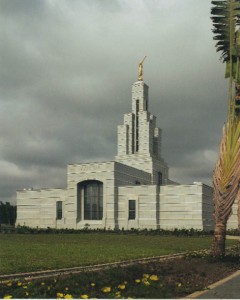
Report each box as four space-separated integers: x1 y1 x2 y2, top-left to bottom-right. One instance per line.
132 81 149 113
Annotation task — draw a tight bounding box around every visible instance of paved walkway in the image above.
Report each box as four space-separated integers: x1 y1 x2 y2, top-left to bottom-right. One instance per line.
186 270 240 299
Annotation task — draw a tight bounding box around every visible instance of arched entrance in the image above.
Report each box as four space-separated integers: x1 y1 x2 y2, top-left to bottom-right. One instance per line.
77 180 103 220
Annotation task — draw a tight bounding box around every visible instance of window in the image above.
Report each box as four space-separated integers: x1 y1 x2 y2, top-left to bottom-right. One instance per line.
56 201 62 220
77 180 103 220
158 172 163 185
136 99 139 152
128 200 136 220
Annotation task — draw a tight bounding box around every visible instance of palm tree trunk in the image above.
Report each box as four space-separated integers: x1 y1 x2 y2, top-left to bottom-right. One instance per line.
212 221 226 257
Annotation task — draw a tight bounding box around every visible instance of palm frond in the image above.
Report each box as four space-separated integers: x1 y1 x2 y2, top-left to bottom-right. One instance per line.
211 0 240 62
213 118 240 222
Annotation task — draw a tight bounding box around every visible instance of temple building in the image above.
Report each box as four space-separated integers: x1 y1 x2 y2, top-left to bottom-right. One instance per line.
16 76 238 230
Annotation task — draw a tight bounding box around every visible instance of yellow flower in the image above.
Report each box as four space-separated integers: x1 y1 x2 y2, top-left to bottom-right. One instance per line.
81 295 88 299
4 296 12 299
101 286 111 293
6 283 12 287
17 282 22 286
143 274 149 279
23 285 28 289
25 292 29 296
48 286 51 290
41 282 45 285
65 287 69 291
64 294 73 299
178 283 182 287
135 279 141 283
91 283 95 287
118 284 125 290
115 292 121 298
150 275 159 281
142 280 150 286
57 292 64 298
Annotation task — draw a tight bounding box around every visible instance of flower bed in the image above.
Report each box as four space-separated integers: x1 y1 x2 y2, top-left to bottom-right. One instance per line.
1 254 239 299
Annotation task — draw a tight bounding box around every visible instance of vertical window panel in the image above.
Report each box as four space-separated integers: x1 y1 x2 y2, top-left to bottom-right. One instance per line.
136 99 139 152
158 172 163 185
129 200 136 220
78 180 103 221
56 201 62 220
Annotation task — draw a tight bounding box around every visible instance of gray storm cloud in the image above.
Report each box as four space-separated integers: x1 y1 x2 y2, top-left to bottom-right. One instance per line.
0 0 228 204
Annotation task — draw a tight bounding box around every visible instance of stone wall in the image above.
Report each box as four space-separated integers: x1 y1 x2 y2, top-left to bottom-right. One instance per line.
118 185 158 230
227 197 238 230
67 161 115 229
159 183 214 230
16 161 153 230
16 188 66 228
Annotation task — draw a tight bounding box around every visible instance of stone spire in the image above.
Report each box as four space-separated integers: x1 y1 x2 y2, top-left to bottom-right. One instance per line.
115 75 169 185
116 80 162 158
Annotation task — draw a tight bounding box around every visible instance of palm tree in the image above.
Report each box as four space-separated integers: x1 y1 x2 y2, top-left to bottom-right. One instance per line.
211 0 240 257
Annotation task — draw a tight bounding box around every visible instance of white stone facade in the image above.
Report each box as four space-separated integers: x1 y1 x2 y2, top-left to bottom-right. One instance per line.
159 183 214 230
16 80 238 230
227 198 238 230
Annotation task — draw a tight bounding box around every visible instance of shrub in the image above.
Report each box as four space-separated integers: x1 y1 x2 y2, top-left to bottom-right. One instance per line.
0 225 216 236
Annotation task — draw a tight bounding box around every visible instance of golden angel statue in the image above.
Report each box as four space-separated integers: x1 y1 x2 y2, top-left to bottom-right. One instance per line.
138 56 147 81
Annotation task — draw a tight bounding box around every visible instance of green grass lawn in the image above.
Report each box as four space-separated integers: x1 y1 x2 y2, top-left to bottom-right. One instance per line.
0 233 236 275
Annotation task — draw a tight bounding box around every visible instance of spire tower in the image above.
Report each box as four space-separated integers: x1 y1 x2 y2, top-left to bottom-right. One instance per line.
115 78 168 185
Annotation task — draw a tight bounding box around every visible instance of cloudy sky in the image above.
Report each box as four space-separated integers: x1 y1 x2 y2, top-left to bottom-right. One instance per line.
1 0 228 204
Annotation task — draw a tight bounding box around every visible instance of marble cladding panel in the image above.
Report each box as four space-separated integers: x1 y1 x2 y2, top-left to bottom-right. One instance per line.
117 185 157 229
227 197 238 229
159 184 214 230
16 189 66 228
117 124 128 155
